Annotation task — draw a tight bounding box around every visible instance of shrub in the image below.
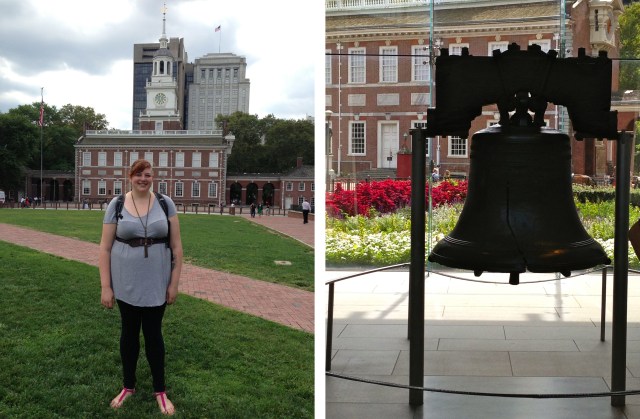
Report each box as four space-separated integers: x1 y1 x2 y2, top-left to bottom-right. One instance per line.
327 179 468 217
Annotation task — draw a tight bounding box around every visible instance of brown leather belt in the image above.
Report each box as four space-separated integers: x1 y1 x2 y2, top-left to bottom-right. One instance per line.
115 237 169 247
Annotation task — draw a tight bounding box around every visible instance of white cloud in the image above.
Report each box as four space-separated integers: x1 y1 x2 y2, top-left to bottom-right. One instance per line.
0 0 318 128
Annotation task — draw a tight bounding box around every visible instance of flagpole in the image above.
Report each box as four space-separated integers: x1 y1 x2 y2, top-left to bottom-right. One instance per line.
40 87 44 204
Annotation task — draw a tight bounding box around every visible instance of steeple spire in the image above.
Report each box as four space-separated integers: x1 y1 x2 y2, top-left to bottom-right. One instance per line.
159 2 168 49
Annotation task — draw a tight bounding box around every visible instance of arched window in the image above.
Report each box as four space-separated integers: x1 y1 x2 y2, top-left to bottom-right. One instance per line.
160 61 165 75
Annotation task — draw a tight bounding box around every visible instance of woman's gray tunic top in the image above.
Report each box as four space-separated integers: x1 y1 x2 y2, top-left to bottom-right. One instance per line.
103 194 177 307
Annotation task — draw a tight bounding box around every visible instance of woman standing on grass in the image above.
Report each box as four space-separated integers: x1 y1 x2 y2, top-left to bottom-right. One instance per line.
99 159 183 416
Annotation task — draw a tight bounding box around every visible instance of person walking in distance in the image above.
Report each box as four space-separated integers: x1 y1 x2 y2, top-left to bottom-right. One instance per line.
301 199 311 224
99 159 183 416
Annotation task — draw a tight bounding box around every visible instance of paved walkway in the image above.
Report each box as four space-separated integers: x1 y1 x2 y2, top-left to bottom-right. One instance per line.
0 218 314 333
239 213 315 248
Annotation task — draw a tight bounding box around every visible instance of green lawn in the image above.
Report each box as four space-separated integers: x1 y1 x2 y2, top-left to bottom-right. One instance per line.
0 208 314 291
0 241 314 417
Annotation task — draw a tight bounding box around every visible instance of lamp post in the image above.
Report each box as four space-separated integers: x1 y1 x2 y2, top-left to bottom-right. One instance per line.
325 110 334 192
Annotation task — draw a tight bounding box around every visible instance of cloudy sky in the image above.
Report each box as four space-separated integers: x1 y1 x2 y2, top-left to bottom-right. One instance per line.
0 0 322 129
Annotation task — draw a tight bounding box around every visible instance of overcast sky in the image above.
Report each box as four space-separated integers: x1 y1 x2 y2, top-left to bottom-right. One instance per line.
0 0 322 129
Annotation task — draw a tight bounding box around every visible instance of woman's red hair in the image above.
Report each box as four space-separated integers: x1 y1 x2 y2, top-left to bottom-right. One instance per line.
129 159 152 178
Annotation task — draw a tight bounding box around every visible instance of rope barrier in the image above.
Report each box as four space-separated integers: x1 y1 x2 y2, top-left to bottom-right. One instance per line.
327 371 640 399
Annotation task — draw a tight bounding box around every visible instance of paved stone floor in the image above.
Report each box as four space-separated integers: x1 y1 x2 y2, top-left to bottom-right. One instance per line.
0 215 313 333
324 268 640 418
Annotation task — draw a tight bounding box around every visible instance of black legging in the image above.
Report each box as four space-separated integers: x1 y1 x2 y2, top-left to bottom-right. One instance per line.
116 300 167 393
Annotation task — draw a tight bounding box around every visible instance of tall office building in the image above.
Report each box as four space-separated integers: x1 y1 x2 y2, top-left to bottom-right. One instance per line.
187 53 250 130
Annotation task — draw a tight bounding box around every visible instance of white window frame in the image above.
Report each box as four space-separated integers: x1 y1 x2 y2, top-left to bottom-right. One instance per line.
98 152 107 167
325 49 332 84
175 181 184 198
298 182 305 192
412 121 430 157
298 196 305 206
209 152 219 168
83 152 91 167
192 181 200 198
379 46 398 83
529 39 551 53
311 183 315 192
349 121 366 156
175 152 185 168
286 182 293 192
449 43 470 56
159 152 168 167
158 182 167 195
114 181 123 196
114 152 123 167
82 179 90 195
145 152 154 165
192 152 202 168
348 48 365 84
448 136 468 158
129 152 139 166
412 45 430 81
488 41 509 56
208 182 218 198
98 180 106 196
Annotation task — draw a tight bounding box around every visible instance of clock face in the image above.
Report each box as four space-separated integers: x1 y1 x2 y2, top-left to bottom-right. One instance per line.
154 93 167 106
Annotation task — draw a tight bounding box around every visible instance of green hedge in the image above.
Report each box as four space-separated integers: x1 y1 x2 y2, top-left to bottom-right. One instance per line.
573 185 640 206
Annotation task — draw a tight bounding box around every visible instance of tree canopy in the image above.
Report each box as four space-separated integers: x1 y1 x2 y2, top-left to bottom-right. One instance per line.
217 112 314 174
0 102 108 192
618 2 640 90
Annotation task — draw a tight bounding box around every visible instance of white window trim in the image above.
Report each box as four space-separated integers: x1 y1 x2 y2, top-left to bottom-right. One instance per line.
192 152 202 168
348 47 366 84
411 45 430 82
448 43 470 56
488 41 509 56
529 39 551 53
325 49 332 85
447 136 468 158
349 120 366 156
379 46 398 83
411 121 430 157
208 182 218 198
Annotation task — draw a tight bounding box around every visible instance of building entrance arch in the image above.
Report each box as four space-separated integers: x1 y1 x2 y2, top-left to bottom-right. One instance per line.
262 183 275 206
230 182 242 205
246 183 258 205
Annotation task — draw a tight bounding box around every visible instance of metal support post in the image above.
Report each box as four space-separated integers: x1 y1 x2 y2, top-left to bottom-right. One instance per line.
409 128 427 406
611 132 631 407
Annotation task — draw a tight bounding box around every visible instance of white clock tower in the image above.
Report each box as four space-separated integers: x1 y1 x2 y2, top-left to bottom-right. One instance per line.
139 3 182 131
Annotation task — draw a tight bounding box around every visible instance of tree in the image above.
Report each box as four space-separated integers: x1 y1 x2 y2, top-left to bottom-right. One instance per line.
0 102 111 191
0 112 39 192
618 2 640 89
219 112 314 174
263 119 314 172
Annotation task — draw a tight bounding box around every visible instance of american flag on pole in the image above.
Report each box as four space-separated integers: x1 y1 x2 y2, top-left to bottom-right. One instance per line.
215 25 221 32
39 93 44 127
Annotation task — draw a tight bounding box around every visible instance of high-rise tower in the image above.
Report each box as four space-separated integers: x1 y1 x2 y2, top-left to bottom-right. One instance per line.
187 53 250 130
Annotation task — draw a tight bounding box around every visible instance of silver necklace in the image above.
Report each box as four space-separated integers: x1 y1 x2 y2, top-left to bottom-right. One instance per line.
131 192 152 258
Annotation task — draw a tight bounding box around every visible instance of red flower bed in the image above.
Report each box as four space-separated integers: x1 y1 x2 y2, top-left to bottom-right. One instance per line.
328 179 468 217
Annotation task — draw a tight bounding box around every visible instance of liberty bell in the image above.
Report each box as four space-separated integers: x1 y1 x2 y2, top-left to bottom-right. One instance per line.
425 44 617 285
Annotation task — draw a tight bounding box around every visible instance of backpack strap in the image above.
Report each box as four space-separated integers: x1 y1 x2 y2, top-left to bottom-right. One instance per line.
154 192 172 253
115 194 125 224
